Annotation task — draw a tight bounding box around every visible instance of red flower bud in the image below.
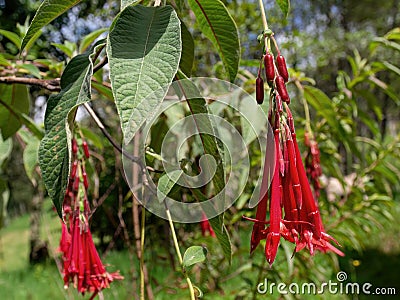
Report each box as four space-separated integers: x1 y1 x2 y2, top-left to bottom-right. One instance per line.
275 76 290 103
70 160 78 178
264 53 275 82
83 172 89 189
276 55 289 82
72 139 78 154
82 141 90 158
256 76 264 104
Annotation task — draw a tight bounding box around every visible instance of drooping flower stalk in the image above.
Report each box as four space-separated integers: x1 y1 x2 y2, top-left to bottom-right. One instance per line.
58 137 123 297
246 31 343 265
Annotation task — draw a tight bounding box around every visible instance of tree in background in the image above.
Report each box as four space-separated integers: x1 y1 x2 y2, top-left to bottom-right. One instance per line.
0 0 399 299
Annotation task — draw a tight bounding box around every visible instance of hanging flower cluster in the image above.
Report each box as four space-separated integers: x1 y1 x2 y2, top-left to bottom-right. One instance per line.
248 33 344 266
304 131 322 199
59 138 123 298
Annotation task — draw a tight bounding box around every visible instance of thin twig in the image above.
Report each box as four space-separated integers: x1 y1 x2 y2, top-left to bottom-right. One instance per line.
0 76 61 91
82 103 141 163
165 206 196 300
93 56 108 74
88 181 117 218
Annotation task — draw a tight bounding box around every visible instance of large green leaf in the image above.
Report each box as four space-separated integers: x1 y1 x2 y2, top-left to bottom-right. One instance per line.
107 5 182 142
175 73 232 262
179 21 194 77
188 0 240 82
0 84 30 140
38 41 104 217
21 0 82 51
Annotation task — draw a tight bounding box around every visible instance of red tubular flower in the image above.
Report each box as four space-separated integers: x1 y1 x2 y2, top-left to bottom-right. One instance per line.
247 48 344 263
59 138 123 297
200 212 216 237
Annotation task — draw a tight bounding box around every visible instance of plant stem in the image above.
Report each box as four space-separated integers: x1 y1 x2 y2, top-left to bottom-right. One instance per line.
0 76 60 91
140 207 146 300
165 208 196 300
258 0 271 52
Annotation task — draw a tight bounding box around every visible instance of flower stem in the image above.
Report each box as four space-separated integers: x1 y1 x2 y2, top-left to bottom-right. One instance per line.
165 208 196 300
258 0 271 53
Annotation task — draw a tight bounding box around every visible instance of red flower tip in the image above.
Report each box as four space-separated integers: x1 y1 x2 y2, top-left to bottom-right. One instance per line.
265 232 280 266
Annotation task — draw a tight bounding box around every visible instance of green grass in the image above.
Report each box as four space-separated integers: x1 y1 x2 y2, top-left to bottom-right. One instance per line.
1 200 400 299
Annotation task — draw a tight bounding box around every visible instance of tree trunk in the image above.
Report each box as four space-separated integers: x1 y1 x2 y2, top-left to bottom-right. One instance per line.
29 186 49 264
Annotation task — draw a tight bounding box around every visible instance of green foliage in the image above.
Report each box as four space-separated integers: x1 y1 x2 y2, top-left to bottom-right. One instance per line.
38 41 104 217
182 245 208 269
179 21 195 77
188 0 240 82
0 84 30 140
21 0 82 52
0 1 399 299
0 29 22 50
107 5 181 141
276 0 290 17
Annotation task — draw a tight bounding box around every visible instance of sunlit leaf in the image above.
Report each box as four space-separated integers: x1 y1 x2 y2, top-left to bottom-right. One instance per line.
182 246 208 268
188 0 240 82
108 5 181 142
21 0 82 51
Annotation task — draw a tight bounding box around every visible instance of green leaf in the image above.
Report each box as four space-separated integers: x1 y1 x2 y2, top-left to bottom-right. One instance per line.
38 41 104 218
92 81 114 101
276 0 290 18
51 41 76 58
381 61 400 77
79 28 108 53
0 84 30 140
174 73 232 263
24 29 43 55
0 29 22 50
303 85 337 130
107 5 181 142
179 21 194 77
0 54 11 67
0 134 12 164
370 37 400 53
21 0 82 51
182 246 208 268
19 63 42 79
157 170 183 203
23 134 40 181
188 0 240 82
